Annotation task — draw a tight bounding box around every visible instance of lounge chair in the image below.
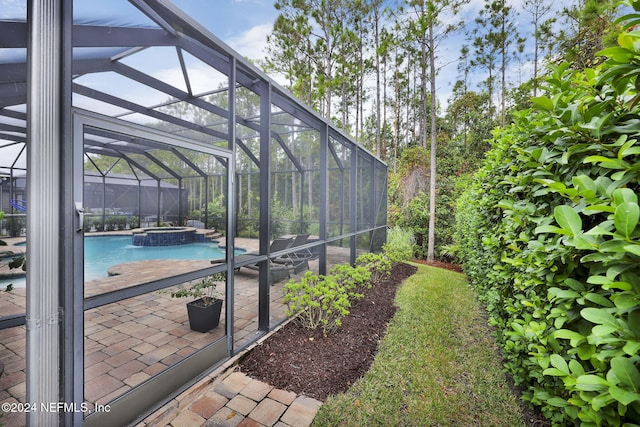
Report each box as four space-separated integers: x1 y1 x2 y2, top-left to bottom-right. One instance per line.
268 234 318 265
271 234 314 271
211 237 305 283
244 237 306 281
287 234 319 261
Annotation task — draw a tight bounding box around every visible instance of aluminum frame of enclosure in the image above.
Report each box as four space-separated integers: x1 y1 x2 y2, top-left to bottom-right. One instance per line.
0 0 388 425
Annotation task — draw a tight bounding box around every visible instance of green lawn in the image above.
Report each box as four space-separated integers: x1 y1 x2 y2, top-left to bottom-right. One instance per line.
312 264 525 427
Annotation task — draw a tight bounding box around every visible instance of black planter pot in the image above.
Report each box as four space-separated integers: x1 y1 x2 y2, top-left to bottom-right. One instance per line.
186 298 223 332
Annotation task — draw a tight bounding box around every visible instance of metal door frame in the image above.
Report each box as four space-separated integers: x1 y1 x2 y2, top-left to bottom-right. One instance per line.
68 109 235 426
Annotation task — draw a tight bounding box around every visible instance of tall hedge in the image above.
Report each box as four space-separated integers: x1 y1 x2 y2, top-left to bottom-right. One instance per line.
455 4 640 425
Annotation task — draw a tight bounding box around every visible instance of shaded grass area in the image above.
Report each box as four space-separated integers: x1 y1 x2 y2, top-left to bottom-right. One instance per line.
313 264 525 427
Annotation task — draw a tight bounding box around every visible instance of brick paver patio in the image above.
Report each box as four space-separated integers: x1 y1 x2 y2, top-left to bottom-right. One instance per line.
142 367 322 427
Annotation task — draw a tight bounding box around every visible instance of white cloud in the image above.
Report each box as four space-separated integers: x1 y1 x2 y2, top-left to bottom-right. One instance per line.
153 67 190 92
155 64 227 95
227 22 273 61
227 22 294 89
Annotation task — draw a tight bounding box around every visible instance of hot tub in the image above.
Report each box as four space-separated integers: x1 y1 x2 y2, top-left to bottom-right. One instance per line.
131 227 204 246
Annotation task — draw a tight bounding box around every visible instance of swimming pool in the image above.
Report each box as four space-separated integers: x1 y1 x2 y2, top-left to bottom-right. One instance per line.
0 235 244 288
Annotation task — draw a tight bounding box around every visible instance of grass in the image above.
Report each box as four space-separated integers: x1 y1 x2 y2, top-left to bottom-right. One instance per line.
312 264 525 427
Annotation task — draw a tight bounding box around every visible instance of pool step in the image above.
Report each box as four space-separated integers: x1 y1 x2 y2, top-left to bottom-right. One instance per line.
197 229 223 241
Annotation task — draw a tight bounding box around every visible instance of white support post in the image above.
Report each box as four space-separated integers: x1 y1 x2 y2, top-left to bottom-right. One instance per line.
26 0 62 425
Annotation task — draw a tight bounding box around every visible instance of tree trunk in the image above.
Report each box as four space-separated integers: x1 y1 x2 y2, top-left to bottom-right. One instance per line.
421 28 428 149
375 9 381 157
500 10 506 127
427 22 437 262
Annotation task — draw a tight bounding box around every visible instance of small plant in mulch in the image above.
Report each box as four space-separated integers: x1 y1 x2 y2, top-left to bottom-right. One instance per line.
283 272 351 335
354 252 392 285
328 263 371 300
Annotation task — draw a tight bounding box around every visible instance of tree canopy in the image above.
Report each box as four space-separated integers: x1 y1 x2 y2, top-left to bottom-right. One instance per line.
263 0 626 262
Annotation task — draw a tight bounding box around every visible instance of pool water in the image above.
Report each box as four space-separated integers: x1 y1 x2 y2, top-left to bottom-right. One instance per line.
0 235 243 288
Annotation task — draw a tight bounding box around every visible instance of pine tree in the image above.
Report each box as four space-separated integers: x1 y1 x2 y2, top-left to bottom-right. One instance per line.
521 0 554 96
471 0 524 127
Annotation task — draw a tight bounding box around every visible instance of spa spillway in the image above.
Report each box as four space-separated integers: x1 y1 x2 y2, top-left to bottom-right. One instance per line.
131 227 204 246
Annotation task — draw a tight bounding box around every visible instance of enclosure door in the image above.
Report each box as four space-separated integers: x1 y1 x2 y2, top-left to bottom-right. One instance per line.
72 110 234 426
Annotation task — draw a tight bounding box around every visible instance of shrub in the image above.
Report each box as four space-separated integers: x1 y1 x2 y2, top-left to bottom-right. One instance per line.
0 211 25 273
206 194 227 233
455 8 640 425
283 271 351 335
117 215 128 229
284 243 407 336
355 251 392 285
7 216 24 237
237 219 259 238
329 263 371 300
284 257 379 335
105 215 118 231
90 216 104 232
384 226 415 262
269 194 296 238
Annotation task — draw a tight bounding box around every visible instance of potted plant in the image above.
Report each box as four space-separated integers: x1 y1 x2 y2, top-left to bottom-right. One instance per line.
169 273 224 332
129 215 139 229
92 217 104 232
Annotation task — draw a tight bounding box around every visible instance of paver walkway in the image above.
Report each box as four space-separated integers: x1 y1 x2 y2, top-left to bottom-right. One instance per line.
138 313 323 427
148 370 322 427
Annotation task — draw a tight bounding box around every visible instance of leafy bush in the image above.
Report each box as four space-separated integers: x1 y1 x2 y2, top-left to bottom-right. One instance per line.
284 257 378 335
283 271 351 335
438 243 460 263
105 215 119 231
455 8 640 425
0 211 26 273
384 226 415 262
269 196 294 239
355 251 392 285
7 216 24 237
0 211 5 242
328 263 371 300
90 216 104 232
105 215 127 230
237 218 259 238
206 194 227 233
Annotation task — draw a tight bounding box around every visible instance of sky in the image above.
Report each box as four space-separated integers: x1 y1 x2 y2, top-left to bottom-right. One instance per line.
0 0 278 60
158 0 278 61
0 0 576 115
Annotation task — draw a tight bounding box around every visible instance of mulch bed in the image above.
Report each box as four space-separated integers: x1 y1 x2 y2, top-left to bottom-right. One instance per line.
413 258 464 273
238 262 418 401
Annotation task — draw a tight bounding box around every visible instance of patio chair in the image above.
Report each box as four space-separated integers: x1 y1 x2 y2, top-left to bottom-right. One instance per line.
286 234 319 261
270 234 315 270
211 237 302 282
